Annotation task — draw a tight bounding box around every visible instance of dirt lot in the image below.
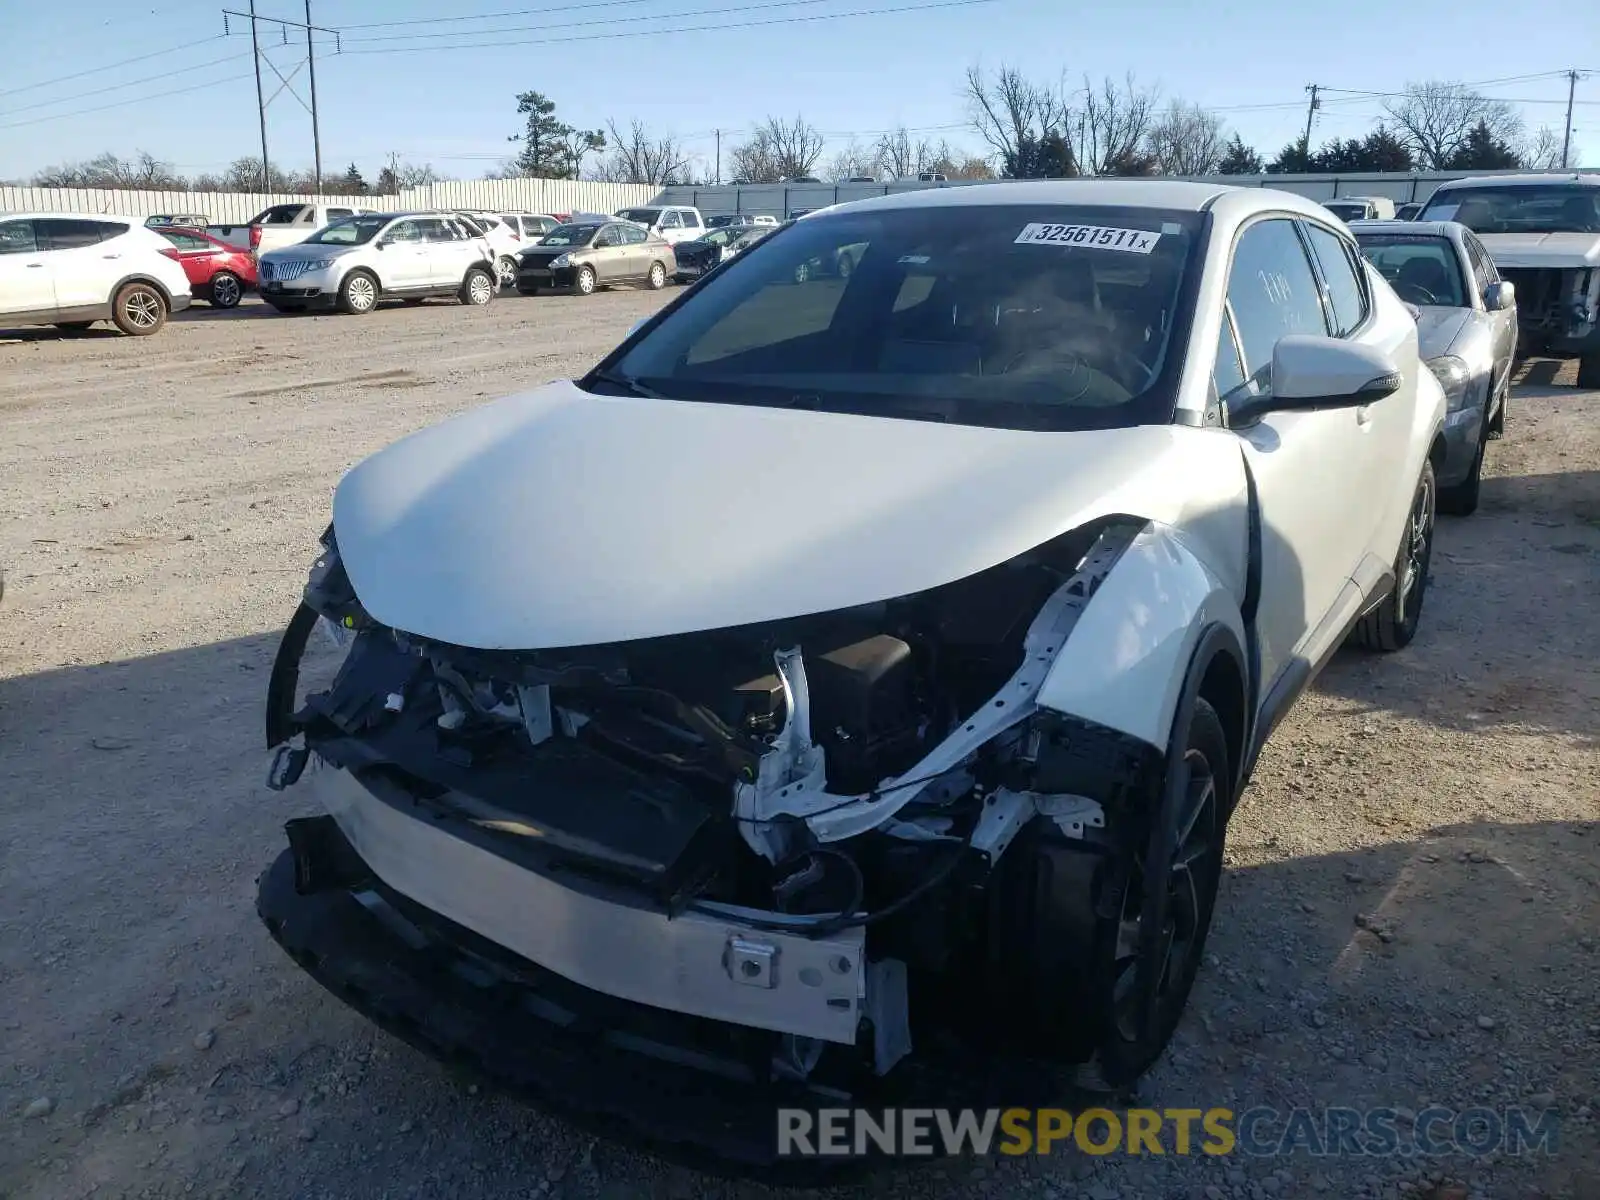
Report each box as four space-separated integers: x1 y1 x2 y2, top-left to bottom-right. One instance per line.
1 295 1596 1200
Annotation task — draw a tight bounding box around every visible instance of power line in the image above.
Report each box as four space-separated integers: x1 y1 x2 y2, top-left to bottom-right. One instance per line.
0 72 257 130
0 51 252 116
0 35 230 98
341 0 858 44
334 0 1003 56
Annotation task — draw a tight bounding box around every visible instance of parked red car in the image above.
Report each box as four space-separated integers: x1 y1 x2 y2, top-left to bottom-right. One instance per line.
155 228 257 308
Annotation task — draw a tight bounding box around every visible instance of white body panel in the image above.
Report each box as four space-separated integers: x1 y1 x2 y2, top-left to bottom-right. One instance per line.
0 246 55 313
331 380 1251 651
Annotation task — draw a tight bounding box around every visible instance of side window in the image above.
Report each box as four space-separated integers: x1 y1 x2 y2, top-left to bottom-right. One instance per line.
160 231 208 251
1471 236 1501 285
680 210 701 229
386 220 421 243
1302 222 1368 337
660 211 682 229
0 220 38 254
623 224 648 245
1225 218 1331 385
37 218 108 250
96 220 132 240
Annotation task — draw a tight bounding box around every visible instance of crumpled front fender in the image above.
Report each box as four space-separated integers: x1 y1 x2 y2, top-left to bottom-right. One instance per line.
1036 522 1247 753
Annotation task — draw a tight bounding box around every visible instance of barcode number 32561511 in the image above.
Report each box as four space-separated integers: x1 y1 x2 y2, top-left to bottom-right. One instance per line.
1014 223 1161 254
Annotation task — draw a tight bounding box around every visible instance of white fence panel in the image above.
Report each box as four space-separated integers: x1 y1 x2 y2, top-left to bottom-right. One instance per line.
1 179 662 225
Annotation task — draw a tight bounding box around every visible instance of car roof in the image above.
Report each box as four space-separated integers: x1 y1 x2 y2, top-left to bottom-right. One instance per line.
824 178 1333 221
1430 172 1600 192
1348 219 1462 236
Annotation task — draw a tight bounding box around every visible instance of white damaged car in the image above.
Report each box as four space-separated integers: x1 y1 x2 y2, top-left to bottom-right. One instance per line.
258 181 1446 1161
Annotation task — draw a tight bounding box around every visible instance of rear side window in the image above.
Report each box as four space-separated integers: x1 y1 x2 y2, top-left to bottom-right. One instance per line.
256 204 309 225
160 230 210 251
1225 218 1331 383
680 210 701 228
37 218 111 250
1302 222 1368 337
95 221 131 240
0 219 38 254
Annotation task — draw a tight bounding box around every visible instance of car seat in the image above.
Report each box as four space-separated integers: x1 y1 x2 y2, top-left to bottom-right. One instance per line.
1395 255 1455 306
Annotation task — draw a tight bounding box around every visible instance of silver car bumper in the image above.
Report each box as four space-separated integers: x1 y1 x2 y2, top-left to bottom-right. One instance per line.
311 764 869 1045
1440 405 1485 486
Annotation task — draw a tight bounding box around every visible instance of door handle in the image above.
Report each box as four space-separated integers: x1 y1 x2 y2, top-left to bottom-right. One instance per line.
26 262 44 268
101 253 122 260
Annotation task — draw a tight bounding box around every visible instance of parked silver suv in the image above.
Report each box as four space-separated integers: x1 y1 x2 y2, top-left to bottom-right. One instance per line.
257 211 497 315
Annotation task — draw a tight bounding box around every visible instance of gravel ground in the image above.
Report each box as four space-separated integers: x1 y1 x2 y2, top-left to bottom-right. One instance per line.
1 295 1596 1200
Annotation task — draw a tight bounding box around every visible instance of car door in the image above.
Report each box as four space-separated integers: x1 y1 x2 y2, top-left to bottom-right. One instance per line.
411 218 460 287
375 219 427 289
0 219 55 315
657 209 683 247
37 218 129 309
1220 216 1382 696
622 223 655 278
1464 231 1516 394
159 229 217 289
590 224 626 281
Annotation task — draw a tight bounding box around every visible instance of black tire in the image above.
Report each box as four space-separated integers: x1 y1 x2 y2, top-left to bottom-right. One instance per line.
1353 459 1436 652
646 260 667 291
111 282 168 336
337 270 379 316
1578 354 1600 390
571 265 596 297
1439 430 1484 517
209 271 244 309
54 321 94 332
459 266 495 307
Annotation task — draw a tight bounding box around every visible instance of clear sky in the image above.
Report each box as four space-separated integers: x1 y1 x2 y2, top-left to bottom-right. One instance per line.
2 0 1595 184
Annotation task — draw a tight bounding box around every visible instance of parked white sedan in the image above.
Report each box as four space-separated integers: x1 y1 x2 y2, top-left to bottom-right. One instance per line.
258 181 1446 1159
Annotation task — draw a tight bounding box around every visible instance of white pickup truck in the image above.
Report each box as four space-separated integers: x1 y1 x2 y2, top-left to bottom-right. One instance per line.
209 202 385 256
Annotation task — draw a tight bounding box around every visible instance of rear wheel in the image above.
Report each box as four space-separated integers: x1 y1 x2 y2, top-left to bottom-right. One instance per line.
209 271 243 309
460 266 495 307
1353 459 1436 651
337 271 379 315
496 256 517 288
112 282 167 336
646 260 666 290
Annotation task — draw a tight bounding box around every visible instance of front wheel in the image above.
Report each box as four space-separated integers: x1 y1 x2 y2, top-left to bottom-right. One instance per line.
209 271 243 309
460 266 495 307
646 260 666 291
571 265 596 297
112 282 168 336
337 271 379 315
1353 459 1436 651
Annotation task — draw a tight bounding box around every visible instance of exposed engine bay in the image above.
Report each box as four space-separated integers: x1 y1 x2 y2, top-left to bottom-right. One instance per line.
265 514 1169 1087
1501 265 1600 353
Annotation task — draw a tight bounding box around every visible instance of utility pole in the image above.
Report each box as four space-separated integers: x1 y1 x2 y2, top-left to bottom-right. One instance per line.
224 5 340 194
1302 84 1321 152
714 129 721 185
305 0 322 192
249 0 269 191
1561 69 1579 170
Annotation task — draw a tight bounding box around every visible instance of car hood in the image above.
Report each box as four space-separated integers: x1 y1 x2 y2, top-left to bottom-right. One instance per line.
1475 232 1600 269
264 243 351 263
1413 306 1473 357
330 380 1245 650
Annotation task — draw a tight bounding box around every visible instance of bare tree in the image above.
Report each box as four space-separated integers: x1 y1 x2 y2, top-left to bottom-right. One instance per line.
32 151 187 190
963 65 1068 177
1383 81 1524 171
873 126 934 178
1073 73 1160 175
1144 100 1228 176
594 119 689 185
1523 125 1574 170
730 116 824 182
827 140 878 180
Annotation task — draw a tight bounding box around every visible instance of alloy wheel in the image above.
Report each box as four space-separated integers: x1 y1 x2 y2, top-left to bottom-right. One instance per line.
468 272 494 305
346 275 376 313
211 273 241 308
124 289 162 329
496 257 516 287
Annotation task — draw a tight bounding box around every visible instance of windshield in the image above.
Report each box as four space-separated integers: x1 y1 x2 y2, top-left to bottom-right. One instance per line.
599 204 1205 432
1323 202 1368 222
538 223 602 247
616 208 661 225
1420 185 1600 234
304 215 389 246
1354 234 1467 308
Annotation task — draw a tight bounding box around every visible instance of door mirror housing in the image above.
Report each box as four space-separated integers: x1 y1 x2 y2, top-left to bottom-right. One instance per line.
1230 335 1403 424
1484 280 1515 311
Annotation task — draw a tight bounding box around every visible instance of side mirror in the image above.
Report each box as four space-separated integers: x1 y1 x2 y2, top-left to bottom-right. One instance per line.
1230 335 1403 424
373 239 387 250
1484 280 1515 311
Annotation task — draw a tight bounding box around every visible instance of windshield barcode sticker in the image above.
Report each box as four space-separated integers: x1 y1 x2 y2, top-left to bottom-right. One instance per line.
1015 223 1161 253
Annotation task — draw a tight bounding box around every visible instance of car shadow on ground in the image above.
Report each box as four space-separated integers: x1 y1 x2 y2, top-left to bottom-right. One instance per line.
0 325 124 343
1 627 1596 1198
1514 358 1585 390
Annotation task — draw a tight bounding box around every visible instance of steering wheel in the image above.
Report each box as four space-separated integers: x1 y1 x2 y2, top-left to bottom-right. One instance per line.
1001 337 1155 394
1400 284 1440 306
